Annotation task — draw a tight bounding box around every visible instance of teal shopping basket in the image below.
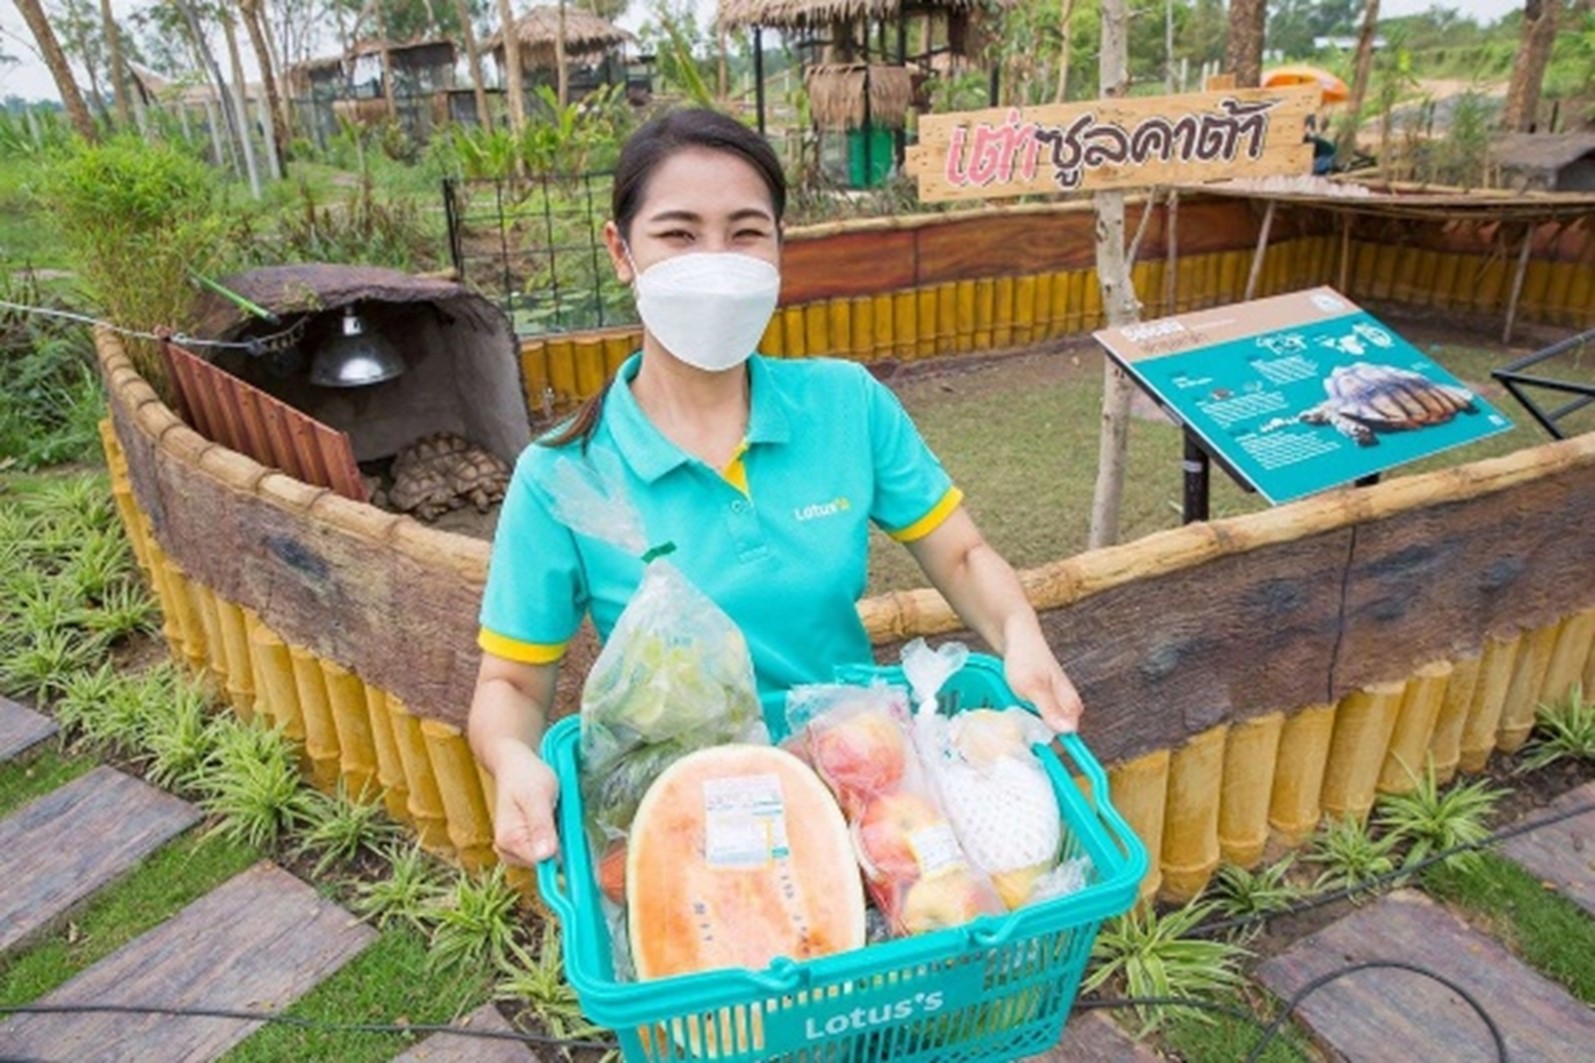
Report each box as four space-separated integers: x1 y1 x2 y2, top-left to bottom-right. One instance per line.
537 654 1147 1062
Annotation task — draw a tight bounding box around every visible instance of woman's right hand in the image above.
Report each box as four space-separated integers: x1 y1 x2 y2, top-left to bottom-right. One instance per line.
487 739 562 866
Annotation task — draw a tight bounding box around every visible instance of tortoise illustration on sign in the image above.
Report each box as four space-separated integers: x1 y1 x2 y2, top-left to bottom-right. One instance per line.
1299 362 1478 446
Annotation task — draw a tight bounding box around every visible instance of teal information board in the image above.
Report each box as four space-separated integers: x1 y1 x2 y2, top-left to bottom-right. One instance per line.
1095 287 1515 504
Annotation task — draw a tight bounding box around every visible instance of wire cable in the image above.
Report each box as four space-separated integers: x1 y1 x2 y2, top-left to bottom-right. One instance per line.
1195 800 1595 940
1241 959 1510 1063
1 798 1581 1057
0 1001 617 1052
0 299 305 355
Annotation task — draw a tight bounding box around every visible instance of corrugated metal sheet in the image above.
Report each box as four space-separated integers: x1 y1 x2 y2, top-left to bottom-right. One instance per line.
163 341 366 502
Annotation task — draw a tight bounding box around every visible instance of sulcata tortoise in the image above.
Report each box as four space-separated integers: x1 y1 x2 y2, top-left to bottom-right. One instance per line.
384 432 511 521
1298 362 1477 446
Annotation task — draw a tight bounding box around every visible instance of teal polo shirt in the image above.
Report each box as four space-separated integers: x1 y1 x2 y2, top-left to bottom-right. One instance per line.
478 352 962 721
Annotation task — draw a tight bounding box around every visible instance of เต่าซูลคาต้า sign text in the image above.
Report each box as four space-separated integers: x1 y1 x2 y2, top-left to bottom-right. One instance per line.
905 85 1320 203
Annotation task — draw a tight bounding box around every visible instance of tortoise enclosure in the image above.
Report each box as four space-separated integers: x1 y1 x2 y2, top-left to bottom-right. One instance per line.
96 188 1595 911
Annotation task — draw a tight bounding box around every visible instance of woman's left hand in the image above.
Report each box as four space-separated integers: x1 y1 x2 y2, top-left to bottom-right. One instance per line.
1003 629 1084 733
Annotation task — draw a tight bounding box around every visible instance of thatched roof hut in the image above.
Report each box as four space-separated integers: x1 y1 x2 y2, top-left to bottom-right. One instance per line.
719 0 995 31
805 63 914 130
1490 133 1595 194
484 6 636 71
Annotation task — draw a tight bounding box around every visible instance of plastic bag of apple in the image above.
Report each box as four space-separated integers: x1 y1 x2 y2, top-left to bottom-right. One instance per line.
785 642 1088 940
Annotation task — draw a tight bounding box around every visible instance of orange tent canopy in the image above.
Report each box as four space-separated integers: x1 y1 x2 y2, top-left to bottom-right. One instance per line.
1262 65 1350 104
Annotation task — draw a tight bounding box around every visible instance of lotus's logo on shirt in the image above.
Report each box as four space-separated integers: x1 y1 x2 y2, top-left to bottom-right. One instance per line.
794 496 851 522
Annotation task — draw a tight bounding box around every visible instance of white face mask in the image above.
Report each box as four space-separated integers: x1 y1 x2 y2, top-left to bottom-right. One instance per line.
626 249 780 373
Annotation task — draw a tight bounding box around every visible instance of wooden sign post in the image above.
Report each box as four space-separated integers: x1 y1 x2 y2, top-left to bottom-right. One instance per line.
906 82 1319 544
906 86 1318 204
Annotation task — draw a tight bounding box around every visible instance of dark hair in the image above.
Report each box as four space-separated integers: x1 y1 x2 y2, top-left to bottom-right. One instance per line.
542 109 787 450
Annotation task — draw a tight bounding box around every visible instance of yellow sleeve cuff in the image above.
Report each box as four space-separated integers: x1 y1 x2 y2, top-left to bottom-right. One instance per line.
478 628 568 665
888 486 964 543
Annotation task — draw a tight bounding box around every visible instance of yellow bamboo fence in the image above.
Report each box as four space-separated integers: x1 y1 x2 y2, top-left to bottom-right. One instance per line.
93 191 1595 907
513 193 1594 414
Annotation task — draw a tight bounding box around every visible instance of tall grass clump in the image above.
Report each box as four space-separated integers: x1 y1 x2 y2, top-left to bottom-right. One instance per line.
0 275 105 471
43 136 224 392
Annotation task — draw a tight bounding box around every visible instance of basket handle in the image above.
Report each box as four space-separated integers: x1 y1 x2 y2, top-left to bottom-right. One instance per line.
1053 732 1109 811
967 916 1020 950
535 838 579 925
744 956 807 993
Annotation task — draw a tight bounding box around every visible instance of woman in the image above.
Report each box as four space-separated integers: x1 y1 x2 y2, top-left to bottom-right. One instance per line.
469 108 1082 868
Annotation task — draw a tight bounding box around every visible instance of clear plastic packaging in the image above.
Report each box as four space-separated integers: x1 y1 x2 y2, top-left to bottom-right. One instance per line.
546 452 767 974
902 638 1088 909
786 682 1005 937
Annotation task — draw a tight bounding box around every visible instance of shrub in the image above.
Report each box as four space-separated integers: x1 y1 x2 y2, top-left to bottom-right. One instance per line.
43 136 224 390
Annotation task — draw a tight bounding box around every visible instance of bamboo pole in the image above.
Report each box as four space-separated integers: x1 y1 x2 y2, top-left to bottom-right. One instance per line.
1497 621 1561 753
1377 660 1453 793
1319 680 1406 822
1268 702 1337 851
1243 200 1278 302
161 560 209 677
214 597 255 721
1428 655 1481 785
1540 607 1595 708
288 645 342 791
421 720 497 873
1219 711 1283 868
248 620 303 741
1108 749 1170 902
1502 223 1535 344
390 696 454 857
363 684 412 825
1159 724 1228 902
1459 633 1521 773
321 659 379 799
1338 213 1353 293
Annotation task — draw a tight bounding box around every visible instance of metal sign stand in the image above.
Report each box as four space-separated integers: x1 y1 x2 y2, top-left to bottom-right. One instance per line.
1492 327 1595 440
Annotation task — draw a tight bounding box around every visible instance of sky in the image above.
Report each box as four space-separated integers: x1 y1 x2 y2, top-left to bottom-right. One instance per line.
0 0 1528 104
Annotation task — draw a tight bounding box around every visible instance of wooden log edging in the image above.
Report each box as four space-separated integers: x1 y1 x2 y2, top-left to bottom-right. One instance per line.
97 325 1595 903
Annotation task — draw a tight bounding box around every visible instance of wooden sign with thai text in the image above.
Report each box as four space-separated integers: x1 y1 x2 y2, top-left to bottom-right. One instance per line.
906 86 1319 203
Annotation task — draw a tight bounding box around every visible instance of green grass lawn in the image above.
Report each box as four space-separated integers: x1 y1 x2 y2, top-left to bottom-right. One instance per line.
0 745 96 819
1423 852 1595 1004
220 930 494 1063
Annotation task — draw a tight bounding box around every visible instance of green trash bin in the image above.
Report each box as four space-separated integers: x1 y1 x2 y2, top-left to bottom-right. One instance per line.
846 124 895 188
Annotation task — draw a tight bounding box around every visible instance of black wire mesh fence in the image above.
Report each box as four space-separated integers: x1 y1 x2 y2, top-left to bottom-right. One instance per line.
443 174 638 337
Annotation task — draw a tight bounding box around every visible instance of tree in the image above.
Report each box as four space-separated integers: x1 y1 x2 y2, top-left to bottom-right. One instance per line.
49 0 109 119
1339 0 1379 159
1267 0 1358 59
1501 0 1560 131
238 0 290 163
98 0 130 125
11 0 98 139
495 0 525 141
1088 0 1141 548
451 0 492 130
1224 0 1265 85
